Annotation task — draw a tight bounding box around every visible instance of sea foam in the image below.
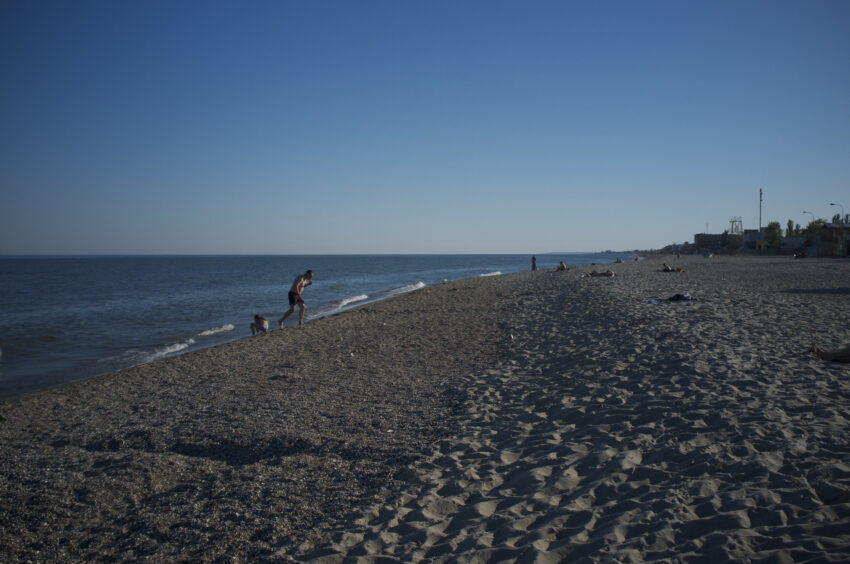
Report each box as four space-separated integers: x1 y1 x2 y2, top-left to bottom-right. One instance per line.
145 342 190 362
337 294 369 308
388 281 426 296
156 342 189 356
197 324 236 337
480 271 502 277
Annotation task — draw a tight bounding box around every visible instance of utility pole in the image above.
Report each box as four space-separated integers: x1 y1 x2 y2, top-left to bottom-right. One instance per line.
759 188 763 231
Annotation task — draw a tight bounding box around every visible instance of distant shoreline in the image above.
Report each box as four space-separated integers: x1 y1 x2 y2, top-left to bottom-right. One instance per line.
0 253 634 399
2 251 635 258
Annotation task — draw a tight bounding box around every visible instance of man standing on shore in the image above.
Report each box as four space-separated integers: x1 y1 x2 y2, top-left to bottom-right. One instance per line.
279 270 314 328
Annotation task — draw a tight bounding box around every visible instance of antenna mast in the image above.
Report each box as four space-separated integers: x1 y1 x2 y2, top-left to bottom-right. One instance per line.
730 217 743 236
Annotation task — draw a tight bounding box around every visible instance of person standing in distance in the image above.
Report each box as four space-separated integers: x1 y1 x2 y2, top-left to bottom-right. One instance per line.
279 270 314 328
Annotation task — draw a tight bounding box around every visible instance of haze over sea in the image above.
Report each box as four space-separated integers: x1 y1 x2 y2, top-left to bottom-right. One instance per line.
0 253 632 398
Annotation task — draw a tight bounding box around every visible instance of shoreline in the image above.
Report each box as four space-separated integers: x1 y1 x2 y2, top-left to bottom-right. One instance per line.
0 253 633 400
2 255 849 561
0 268 521 560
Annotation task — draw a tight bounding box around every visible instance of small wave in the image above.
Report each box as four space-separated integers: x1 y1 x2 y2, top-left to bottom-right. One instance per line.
98 338 194 367
197 324 235 337
480 271 502 277
145 342 190 362
337 294 369 308
388 281 426 296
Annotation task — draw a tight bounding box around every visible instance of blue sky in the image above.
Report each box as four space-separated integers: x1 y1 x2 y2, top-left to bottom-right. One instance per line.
1 0 848 254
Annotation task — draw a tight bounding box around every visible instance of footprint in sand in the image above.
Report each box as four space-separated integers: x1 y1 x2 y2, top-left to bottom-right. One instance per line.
619 449 643 471
554 470 581 492
531 465 554 480
475 500 499 517
423 497 460 521
335 532 364 550
500 450 521 465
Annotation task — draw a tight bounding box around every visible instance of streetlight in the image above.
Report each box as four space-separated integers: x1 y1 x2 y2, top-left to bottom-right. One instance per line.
802 210 815 224
830 203 845 223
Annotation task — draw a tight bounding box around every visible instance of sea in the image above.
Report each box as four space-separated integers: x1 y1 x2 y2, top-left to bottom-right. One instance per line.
0 253 634 398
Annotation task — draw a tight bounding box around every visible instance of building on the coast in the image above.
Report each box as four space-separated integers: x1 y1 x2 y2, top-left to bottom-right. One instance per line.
694 233 723 252
819 223 850 257
743 228 764 248
695 224 849 256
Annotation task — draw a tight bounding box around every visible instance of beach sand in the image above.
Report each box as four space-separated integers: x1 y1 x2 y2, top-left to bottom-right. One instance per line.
2 255 849 562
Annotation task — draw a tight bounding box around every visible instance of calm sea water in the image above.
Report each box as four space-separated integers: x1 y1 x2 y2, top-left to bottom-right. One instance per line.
0 253 632 398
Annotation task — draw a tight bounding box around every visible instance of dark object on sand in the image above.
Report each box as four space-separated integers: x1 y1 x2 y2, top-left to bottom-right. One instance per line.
811 343 850 362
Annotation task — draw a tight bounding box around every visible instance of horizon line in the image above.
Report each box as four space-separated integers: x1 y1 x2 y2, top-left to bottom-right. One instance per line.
0 250 645 258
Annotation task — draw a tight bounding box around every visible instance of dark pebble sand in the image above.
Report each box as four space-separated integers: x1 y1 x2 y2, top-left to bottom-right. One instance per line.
0 271 516 561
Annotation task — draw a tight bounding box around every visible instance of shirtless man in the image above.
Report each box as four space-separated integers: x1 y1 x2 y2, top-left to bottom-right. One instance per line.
279 270 314 328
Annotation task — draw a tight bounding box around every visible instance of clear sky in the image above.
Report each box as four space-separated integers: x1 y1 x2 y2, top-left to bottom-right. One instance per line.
1 0 848 254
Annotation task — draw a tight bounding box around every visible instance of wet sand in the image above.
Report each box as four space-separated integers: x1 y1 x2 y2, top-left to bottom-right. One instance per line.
2 255 849 562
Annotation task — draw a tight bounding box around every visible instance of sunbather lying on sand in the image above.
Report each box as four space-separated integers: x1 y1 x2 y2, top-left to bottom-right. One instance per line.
661 263 684 272
584 270 616 278
811 343 850 362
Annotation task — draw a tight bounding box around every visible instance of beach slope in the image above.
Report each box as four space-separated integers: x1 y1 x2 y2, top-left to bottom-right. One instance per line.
2 256 849 562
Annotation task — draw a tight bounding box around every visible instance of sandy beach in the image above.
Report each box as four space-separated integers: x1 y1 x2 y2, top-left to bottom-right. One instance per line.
2 255 849 562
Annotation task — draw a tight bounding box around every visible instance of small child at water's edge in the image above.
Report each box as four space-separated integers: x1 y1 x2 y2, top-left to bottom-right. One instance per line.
251 315 269 336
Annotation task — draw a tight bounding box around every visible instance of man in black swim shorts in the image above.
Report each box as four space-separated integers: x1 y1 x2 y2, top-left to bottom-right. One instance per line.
279 270 314 328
